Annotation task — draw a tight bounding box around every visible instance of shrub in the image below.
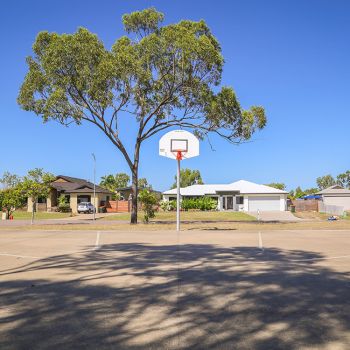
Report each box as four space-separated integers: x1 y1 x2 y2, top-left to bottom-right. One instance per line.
160 199 172 211
168 200 177 211
197 197 217 211
138 189 158 223
58 194 71 213
161 197 217 211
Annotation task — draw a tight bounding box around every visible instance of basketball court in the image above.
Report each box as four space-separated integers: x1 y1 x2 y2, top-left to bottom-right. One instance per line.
0 228 349 349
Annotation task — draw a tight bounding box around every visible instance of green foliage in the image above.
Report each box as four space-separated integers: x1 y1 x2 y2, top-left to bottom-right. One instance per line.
294 186 305 199
160 199 171 211
265 182 286 191
100 173 151 193
115 173 131 188
169 200 177 211
122 7 164 36
289 187 320 199
138 189 158 223
162 197 217 211
0 171 22 189
138 177 152 189
304 188 318 195
57 194 71 212
100 173 130 192
336 170 350 189
0 187 26 218
316 175 336 190
21 168 55 222
182 197 217 211
172 168 203 189
18 8 267 224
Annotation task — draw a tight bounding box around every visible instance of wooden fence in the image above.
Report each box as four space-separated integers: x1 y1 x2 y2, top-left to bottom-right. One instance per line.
105 200 130 213
291 200 319 212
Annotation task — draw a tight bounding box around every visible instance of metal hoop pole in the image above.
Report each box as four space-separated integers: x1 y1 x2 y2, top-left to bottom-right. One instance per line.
176 157 181 231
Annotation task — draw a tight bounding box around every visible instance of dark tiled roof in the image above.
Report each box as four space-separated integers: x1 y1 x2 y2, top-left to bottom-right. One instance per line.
52 176 113 194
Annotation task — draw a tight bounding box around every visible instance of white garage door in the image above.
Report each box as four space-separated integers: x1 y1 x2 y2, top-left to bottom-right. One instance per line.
248 196 280 211
324 196 350 210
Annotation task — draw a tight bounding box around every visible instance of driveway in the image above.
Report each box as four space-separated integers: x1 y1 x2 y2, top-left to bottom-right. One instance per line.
249 210 303 222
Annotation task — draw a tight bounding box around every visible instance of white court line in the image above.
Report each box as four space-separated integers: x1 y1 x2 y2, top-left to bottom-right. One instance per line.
0 253 41 260
235 254 350 266
287 254 350 263
93 231 101 250
258 231 264 251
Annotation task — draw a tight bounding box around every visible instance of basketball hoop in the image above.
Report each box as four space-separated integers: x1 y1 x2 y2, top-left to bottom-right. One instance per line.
159 130 199 231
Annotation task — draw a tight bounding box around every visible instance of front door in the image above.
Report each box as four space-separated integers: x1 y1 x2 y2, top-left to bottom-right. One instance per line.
226 196 233 210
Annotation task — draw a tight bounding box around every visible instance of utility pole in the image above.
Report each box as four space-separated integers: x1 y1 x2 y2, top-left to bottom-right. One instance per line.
92 153 96 221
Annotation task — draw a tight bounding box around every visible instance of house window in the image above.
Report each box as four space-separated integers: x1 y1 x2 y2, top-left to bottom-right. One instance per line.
37 196 47 204
236 196 244 205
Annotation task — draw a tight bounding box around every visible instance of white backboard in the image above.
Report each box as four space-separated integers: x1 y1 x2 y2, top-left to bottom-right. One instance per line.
159 130 199 160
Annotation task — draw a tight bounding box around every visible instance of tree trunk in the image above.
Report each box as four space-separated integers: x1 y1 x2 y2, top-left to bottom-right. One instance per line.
130 138 141 225
130 168 138 224
31 200 35 225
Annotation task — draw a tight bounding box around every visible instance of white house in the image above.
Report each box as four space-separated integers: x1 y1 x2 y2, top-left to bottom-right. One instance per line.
163 180 287 212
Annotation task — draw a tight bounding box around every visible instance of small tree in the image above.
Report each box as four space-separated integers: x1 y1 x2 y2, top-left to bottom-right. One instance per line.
0 187 25 219
21 168 55 224
294 186 305 199
172 168 203 189
58 194 71 213
138 189 158 223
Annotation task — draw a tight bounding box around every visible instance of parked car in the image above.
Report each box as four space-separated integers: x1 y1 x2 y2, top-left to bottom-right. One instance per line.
77 202 95 214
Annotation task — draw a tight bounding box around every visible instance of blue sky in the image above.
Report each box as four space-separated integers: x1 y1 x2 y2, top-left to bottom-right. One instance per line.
1 0 349 191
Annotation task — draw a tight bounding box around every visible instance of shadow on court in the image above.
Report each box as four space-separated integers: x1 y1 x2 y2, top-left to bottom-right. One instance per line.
0 243 349 349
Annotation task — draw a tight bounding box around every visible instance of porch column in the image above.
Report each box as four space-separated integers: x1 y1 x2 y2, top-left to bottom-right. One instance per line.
244 195 249 211
27 197 33 213
70 193 78 213
218 196 224 211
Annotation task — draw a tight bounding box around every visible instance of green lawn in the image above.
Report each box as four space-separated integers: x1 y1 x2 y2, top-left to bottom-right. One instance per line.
12 211 73 220
105 211 256 222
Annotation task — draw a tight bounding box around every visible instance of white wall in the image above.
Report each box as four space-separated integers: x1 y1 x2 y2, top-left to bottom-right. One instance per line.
323 196 350 210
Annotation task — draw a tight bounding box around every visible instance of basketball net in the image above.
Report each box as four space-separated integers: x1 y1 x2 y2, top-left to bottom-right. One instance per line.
176 151 183 161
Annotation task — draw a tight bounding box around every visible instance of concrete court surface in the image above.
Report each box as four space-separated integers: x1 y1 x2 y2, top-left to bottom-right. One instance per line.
0 229 349 350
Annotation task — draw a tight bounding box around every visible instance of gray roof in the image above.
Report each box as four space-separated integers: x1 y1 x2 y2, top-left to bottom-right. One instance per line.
52 175 113 194
317 185 350 195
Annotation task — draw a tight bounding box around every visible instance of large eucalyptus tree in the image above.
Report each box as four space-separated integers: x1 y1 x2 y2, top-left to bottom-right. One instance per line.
18 8 266 224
